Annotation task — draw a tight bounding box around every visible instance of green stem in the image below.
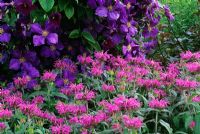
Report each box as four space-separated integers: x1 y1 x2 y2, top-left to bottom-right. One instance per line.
155 111 158 134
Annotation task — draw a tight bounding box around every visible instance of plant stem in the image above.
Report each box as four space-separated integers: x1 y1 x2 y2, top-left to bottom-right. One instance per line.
155 111 158 134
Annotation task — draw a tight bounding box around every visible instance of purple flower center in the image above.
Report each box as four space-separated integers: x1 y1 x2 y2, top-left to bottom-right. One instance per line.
127 22 131 28
108 5 113 11
19 57 26 63
42 30 49 37
23 3 28 8
0 28 4 34
0 53 2 59
64 79 68 84
127 45 132 51
127 2 131 9
50 46 56 51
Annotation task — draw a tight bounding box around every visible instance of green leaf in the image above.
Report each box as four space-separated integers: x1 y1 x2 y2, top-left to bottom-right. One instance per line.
58 0 68 11
82 31 101 51
64 5 74 19
159 119 173 134
194 113 200 134
69 29 80 38
39 0 54 12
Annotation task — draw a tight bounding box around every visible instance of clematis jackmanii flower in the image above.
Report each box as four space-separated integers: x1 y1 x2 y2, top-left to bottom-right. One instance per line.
123 41 139 57
95 0 120 20
31 23 58 46
0 25 11 43
120 17 137 36
0 51 8 64
14 0 35 15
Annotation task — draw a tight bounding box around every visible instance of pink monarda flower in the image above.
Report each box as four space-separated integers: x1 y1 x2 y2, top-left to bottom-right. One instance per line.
32 96 44 104
154 89 167 98
0 89 10 98
189 121 196 129
102 84 115 92
194 52 200 59
14 75 31 87
93 111 107 125
51 125 71 134
77 55 93 64
75 91 96 101
55 102 86 115
192 96 200 103
180 51 193 60
0 122 6 131
79 114 94 128
18 103 43 117
133 66 149 77
185 62 200 73
94 51 111 61
148 99 169 109
5 95 23 107
122 115 143 129
176 79 199 90
0 109 12 119
42 71 57 82
91 67 103 76
137 78 161 88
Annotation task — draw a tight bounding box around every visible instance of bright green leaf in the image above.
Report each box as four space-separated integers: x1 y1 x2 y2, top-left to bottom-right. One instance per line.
64 5 74 19
58 0 68 11
69 29 80 38
39 0 54 12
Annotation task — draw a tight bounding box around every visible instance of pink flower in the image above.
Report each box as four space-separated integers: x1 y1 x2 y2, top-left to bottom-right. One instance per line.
154 89 167 98
91 67 103 76
79 114 94 127
185 62 200 73
5 95 23 107
102 84 115 92
137 78 161 88
42 71 57 82
176 79 199 90
192 96 200 103
0 122 6 130
189 121 195 129
0 109 12 119
14 75 31 87
148 99 169 109
122 115 143 129
94 51 111 61
77 55 93 64
51 125 71 134
180 51 193 60
32 96 44 104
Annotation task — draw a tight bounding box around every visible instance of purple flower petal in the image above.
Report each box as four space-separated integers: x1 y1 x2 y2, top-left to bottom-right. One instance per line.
9 59 20 70
31 23 43 34
0 33 11 43
120 25 128 33
33 35 45 46
46 33 58 44
108 11 120 20
95 7 108 17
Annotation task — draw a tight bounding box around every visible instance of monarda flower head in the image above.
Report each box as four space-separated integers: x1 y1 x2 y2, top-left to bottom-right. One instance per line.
0 109 12 119
51 125 71 134
185 62 200 73
122 115 143 129
0 122 6 131
176 79 199 90
148 99 169 109
102 84 115 92
192 96 200 103
42 71 57 82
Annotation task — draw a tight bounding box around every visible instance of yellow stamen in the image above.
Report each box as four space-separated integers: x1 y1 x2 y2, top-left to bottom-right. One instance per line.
50 45 56 51
42 30 49 37
0 28 4 34
63 79 68 84
108 5 113 10
127 2 131 9
19 57 26 63
127 22 131 28
127 45 132 51
0 53 2 59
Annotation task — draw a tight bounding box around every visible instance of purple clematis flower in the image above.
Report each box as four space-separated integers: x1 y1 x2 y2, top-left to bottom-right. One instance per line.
122 41 139 57
95 0 120 20
46 12 62 32
9 50 39 71
0 51 8 64
55 70 77 88
14 0 35 15
142 26 159 39
31 23 58 46
120 17 137 36
40 43 64 59
0 25 11 43
21 63 40 78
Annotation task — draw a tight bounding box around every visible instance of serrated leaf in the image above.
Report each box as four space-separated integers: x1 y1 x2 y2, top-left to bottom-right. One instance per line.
69 29 80 38
39 0 54 12
159 119 173 134
64 5 74 19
